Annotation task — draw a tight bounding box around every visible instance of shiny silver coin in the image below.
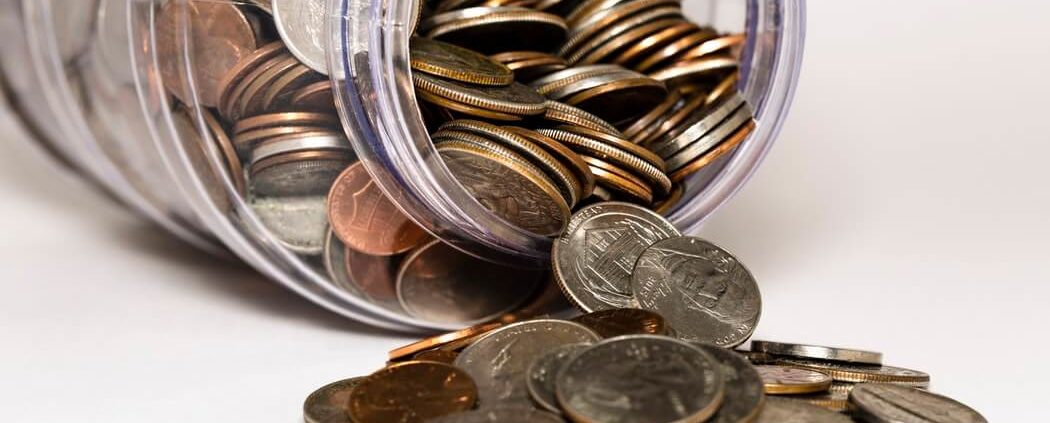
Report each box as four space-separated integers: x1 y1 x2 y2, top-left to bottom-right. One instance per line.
693 343 766 423
250 194 329 255
396 240 542 325
525 343 592 414
754 397 853 423
849 383 987 423
427 407 565 423
555 335 725 423
751 340 883 365
631 236 760 348
273 0 329 74
454 319 600 407
553 202 680 312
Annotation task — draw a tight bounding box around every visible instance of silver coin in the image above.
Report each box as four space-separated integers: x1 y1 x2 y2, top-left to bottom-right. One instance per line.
663 103 753 172
396 240 542 325
303 376 365 423
250 194 329 255
249 134 352 166
273 0 329 74
555 335 724 423
454 319 600 407
427 407 565 423
553 202 680 312
849 383 987 423
525 343 592 414
774 358 931 388
693 343 766 423
632 237 760 348
650 93 744 158
751 340 883 365
753 397 853 423
250 155 350 198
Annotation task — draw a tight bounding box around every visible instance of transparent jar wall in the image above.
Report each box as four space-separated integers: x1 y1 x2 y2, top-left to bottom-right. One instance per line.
14 0 804 332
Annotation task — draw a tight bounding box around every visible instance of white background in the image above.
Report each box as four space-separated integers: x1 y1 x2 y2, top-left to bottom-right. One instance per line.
2 1 1048 421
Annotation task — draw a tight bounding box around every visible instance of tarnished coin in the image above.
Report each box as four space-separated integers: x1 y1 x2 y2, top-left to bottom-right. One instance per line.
250 194 330 255
776 359 931 387
396 240 542 324
556 335 725 423
454 319 600 407
525 343 592 413
751 340 883 365
327 162 431 256
428 408 565 423
273 0 329 74
756 365 833 395
490 51 568 82
849 383 987 423
631 236 761 348
424 7 568 54
348 361 477 423
649 55 739 86
388 321 504 360
303 376 365 423
649 92 744 158
571 308 669 338
663 103 753 172
754 397 854 423
412 349 460 365
564 75 668 123
410 38 514 86
693 343 766 423
415 72 547 117
218 42 287 119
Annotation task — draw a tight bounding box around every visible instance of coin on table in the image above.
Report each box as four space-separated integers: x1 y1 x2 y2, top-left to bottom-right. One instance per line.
388 321 504 361
571 308 669 338
349 361 477 423
776 359 931 387
553 202 680 311
753 397 853 423
849 383 986 423
755 365 833 395
693 343 766 423
632 236 761 348
525 343 592 413
303 376 365 423
454 319 600 407
427 408 565 423
410 38 514 86
556 335 725 423
327 162 431 256
490 51 568 82
751 340 883 365
273 0 329 74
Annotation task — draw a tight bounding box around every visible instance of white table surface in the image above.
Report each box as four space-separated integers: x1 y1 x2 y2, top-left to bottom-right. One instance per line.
2 1 1048 421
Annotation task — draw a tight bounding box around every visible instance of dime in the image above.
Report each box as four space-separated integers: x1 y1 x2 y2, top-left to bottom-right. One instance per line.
396 240 542 324
410 38 514 86
553 202 679 311
571 308 669 338
388 321 504 360
755 365 833 395
849 383 987 423
753 397 853 423
273 0 329 74
348 361 477 423
327 162 431 256
776 359 931 387
454 319 600 407
751 340 883 365
414 72 547 116
693 343 766 423
424 7 568 54
632 236 761 348
556 335 725 423
303 376 365 423
427 408 565 423
525 343 592 413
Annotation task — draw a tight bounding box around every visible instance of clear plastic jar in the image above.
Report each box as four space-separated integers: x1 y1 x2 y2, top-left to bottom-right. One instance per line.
1 0 805 332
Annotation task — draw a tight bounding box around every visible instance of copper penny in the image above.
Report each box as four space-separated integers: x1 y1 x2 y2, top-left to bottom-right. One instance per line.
327 162 430 256
291 80 336 111
236 55 301 118
221 53 291 121
155 0 258 107
218 42 286 117
345 248 404 312
572 308 669 338
756 365 834 395
613 21 699 66
200 108 246 196
233 112 340 134
348 361 477 423
388 321 504 361
261 64 324 111
412 349 460 365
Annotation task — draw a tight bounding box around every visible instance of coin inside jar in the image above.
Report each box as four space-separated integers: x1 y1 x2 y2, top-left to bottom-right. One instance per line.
423 7 569 54
410 37 515 86
327 162 431 256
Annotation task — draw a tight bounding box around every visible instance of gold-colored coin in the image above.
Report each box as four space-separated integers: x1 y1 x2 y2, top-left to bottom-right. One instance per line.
348 361 477 423
414 72 547 116
416 89 524 121
412 349 460 364
424 7 568 54
410 37 514 86
532 64 626 96
777 358 932 387
388 322 503 361
572 308 670 338
506 126 596 198
756 365 834 395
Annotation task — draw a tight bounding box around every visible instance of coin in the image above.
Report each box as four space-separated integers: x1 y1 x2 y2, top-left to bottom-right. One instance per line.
273 0 329 74
693 343 766 423
560 125 667 175
560 0 680 57
668 119 754 183
250 194 330 255
576 18 685 66
553 202 679 311
260 64 324 111
454 319 600 407
565 7 684 65
525 343 592 413
649 92 744 157
303 376 365 423
424 7 568 54
388 321 504 360
291 80 335 111
155 0 258 107
571 308 669 338
632 236 761 348
751 341 883 365
437 141 570 236
541 100 622 137
849 383 987 423
753 397 854 423
327 162 431 256
538 128 668 197
756 365 834 395
396 239 542 324
233 112 340 135
427 408 565 423
414 72 547 116
491 52 568 82
613 21 700 66
621 89 681 141
348 361 477 423
663 102 752 172
564 75 668 123
634 29 719 73
200 107 246 196
776 359 931 387
345 247 404 312
586 160 655 204
650 181 684 214
736 349 776 365
219 44 289 120
795 388 851 413
505 126 596 199
410 38 514 86
650 55 739 86
556 335 725 423
413 349 460 364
